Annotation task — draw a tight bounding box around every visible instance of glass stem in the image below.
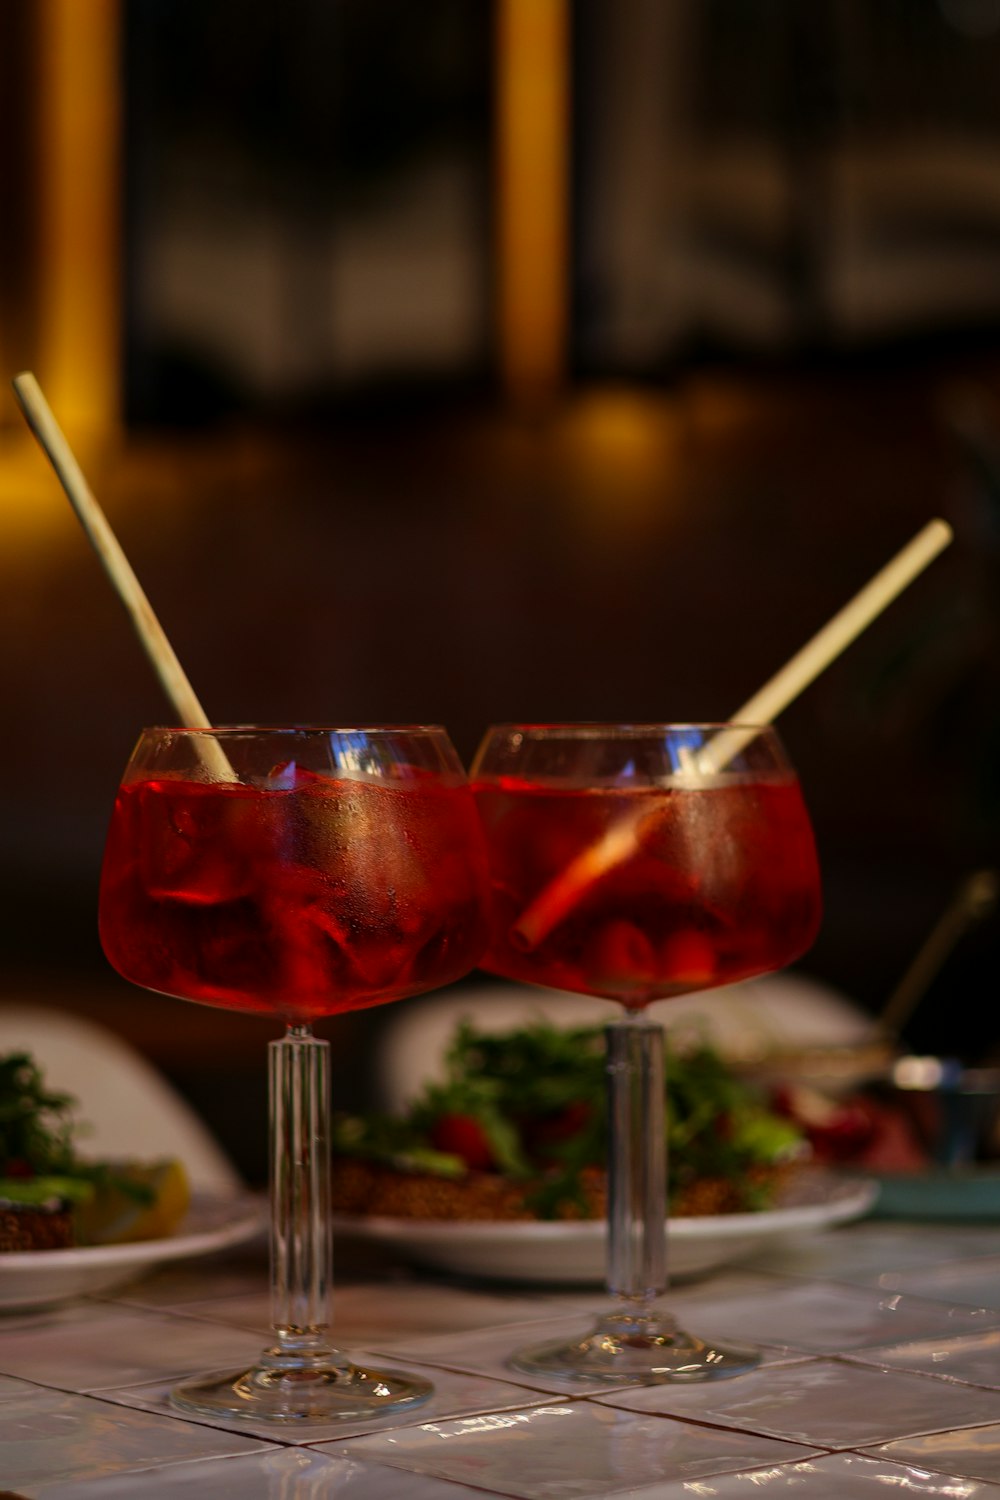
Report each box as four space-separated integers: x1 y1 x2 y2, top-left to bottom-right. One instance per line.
268 1025 334 1359
605 1014 667 1310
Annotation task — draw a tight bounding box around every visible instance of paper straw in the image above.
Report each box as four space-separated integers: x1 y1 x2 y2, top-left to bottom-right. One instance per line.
696 518 953 776
11 371 234 780
513 517 954 948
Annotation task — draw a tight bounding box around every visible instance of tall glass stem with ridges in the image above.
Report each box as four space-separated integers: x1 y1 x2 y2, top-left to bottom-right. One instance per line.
606 1014 666 1309
268 1027 332 1361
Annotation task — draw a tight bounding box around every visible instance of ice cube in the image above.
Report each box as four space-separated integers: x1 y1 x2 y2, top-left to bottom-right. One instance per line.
266 759 298 790
139 787 259 906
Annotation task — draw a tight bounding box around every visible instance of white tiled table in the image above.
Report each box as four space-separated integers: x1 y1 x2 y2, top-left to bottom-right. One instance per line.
4 1216 1000 1496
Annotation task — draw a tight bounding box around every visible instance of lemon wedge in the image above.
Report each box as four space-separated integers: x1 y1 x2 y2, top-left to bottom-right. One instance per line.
74 1159 191 1245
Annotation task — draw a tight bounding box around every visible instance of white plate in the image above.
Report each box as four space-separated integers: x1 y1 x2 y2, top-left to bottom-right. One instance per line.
333 1174 878 1284
0 1193 265 1311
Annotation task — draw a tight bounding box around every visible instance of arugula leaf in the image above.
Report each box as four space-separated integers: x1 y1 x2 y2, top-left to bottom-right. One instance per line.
333 1021 804 1219
0 1053 79 1173
0 1053 159 1206
0 1175 96 1207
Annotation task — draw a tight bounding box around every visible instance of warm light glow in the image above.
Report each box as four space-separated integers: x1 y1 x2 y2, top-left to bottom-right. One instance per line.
556 389 674 465
0 430 116 548
496 0 570 409
550 388 682 532
0 440 65 542
0 1 121 540
35 0 121 434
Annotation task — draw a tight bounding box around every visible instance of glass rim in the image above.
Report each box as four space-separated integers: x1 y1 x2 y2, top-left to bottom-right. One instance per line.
481 721 777 736
135 724 451 737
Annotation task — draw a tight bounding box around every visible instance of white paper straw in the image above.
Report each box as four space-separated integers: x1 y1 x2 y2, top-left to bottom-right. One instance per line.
697 518 953 775
12 371 234 780
513 517 954 947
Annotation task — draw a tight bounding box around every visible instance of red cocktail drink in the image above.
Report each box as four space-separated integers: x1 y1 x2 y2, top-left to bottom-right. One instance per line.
98 726 490 1424
469 723 822 1385
100 770 488 1021
473 774 820 1007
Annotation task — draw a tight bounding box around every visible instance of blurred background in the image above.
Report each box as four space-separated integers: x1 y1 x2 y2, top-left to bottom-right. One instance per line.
2 0 999 1183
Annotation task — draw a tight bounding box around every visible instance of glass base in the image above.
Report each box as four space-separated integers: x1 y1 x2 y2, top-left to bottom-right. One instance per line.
171 1347 433 1425
510 1308 760 1385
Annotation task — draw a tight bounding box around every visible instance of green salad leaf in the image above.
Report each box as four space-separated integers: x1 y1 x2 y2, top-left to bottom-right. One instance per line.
333 1020 804 1219
0 1052 157 1207
0 1052 78 1174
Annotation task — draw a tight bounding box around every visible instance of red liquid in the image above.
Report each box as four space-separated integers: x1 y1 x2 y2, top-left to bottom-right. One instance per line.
472 774 821 1007
99 773 490 1021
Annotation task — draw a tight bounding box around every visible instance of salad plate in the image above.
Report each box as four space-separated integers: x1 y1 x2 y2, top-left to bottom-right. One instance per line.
0 1192 265 1311
333 1172 878 1284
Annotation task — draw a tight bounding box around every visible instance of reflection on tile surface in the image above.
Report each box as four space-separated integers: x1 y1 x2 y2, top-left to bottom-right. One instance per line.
868 1423 1000 1485
324 1401 820 1499
178 1280 557 1342
670 1281 1000 1352
0 1302 266 1390
0 1371 40 1399
1 1387 272 1487
103 1253 270 1310
561 1271 783 1316
634 1451 1000 1496
597 1356 1000 1448
368 1312 648 1395
32 1448 492 1499
7 1218 1000 1496
746 1223 1000 1284
100 1358 567 1445
871 1257 1000 1307
849 1327 1000 1388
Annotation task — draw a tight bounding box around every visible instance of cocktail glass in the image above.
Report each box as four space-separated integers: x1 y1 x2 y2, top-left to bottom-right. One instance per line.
99 726 490 1423
470 723 821 1383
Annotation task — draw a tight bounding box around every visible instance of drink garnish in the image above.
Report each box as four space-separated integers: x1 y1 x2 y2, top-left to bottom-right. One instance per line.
511 817 639 949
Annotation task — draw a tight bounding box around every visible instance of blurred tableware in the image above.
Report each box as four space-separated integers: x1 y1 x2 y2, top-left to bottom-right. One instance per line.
376 973 880 1112
0 1192 264 1310
333 1173 876 1285
880 1054 1000 1168
0 1005 241 1195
